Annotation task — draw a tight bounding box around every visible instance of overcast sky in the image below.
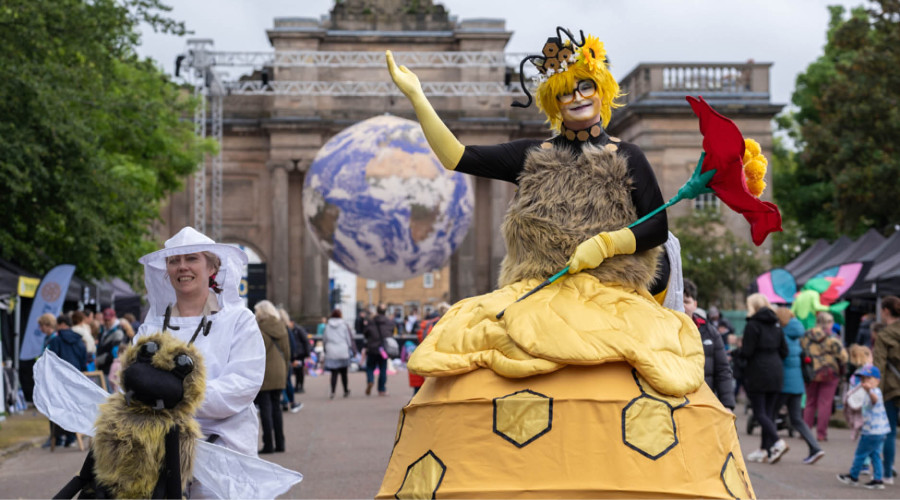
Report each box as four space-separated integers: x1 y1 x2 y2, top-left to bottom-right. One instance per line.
137 0 868 107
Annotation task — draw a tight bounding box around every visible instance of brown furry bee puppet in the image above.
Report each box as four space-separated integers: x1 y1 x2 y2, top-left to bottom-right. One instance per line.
54 332 205 499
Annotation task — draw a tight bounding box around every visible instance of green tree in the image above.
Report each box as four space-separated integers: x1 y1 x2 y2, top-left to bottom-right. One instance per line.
776 1 900 239
0 0 213 282
673 209 764 309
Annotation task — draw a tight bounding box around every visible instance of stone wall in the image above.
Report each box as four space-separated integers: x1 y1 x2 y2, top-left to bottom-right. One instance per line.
157 1 782 320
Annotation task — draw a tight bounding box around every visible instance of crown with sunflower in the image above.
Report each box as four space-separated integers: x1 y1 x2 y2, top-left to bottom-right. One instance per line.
512 27 609 109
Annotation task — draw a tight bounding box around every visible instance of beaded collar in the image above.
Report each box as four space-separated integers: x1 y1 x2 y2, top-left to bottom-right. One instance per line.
559 123 607 143
540 123 621 153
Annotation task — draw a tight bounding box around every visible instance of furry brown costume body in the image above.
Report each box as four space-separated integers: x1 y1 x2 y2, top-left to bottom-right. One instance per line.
499 143 660 289
56 332 205 499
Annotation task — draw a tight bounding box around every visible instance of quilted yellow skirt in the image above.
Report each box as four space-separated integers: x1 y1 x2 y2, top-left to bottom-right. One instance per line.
378 361 753 499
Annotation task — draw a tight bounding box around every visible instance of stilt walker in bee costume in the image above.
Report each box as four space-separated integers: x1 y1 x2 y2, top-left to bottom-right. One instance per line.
381 27 755 498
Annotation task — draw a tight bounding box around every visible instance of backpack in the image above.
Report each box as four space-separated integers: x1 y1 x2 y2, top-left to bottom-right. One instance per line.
383 336 400 358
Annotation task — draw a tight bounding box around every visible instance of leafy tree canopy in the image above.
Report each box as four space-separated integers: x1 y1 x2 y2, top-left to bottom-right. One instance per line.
775 0 900 240
0 0 213 283
673 209 764 309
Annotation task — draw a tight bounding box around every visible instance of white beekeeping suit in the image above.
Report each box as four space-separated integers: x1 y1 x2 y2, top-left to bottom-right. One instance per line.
136 227 265 461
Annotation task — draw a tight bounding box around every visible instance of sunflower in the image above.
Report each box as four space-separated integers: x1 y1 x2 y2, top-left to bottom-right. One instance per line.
577 35 606 72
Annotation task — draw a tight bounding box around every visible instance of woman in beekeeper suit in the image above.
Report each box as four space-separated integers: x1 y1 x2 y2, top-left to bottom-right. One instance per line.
136 226 265 498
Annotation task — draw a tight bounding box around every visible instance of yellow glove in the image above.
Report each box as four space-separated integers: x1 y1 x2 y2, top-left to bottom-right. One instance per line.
386 50 464 170
566 228 637 274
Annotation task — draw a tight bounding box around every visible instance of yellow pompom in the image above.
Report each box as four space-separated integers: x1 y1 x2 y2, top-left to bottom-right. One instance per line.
744 138 761 157
744 159 766 181
755 154 768 166
747 178 767 197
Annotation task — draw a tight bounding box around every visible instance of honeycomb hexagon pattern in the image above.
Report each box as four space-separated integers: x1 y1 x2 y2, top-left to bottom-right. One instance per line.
622 396 678 459
395 450 446 500
493 389 553 448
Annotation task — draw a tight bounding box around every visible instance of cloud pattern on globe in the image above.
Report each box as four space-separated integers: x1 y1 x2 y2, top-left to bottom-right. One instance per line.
303 115 474 282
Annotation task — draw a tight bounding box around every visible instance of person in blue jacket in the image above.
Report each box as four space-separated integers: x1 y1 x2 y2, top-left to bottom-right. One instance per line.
48 315 87 372
47 314 87 447
775 307 824 464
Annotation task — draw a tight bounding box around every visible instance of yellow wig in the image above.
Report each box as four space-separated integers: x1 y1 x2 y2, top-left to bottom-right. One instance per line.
535 46 623 132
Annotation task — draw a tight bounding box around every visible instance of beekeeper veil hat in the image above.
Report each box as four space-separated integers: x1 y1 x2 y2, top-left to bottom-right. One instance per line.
139 227 248 317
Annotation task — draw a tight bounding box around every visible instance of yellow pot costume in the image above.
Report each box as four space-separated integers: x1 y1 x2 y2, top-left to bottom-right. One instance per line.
375 143 753 498
377 277 754 499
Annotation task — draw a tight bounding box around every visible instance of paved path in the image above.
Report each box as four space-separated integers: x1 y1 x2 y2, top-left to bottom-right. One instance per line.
1 369 898 498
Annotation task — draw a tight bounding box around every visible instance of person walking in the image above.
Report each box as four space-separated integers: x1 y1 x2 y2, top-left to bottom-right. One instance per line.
322 309 356 399
774 307 825 464
741 293 789 463
874 295 900 485
278 308 304 413
254 300 290 454
801 311 849 442
282 309 310 396
364 304 393 396
837 365 890 489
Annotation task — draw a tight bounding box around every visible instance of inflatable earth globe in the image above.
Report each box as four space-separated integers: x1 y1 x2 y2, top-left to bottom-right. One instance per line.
303 115 474 282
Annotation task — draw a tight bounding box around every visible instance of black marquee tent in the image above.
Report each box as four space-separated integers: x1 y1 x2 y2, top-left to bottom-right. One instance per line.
0 258 141 362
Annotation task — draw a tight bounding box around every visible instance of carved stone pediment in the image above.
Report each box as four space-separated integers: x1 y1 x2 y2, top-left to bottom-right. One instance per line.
329 0 451 31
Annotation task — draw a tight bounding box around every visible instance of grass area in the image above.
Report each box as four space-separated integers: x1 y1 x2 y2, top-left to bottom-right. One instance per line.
0 410 49 451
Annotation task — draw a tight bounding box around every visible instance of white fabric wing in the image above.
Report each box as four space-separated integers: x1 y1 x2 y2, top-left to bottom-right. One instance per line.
195 441 303 499
33 350 107 435
34 349 302 499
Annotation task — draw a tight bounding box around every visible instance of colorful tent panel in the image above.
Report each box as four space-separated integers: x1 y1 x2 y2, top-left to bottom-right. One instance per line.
809 262 868 301
755 268 796 305
789 236 852 285
795 229 884 285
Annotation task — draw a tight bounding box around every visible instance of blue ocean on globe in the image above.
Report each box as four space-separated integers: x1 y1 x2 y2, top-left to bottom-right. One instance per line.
303 115 474 282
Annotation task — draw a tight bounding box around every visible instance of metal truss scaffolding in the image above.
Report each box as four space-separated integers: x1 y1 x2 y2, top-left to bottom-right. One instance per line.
176 40 531 238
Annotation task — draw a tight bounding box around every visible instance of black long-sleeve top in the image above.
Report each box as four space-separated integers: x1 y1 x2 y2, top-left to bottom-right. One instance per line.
455 129 668 253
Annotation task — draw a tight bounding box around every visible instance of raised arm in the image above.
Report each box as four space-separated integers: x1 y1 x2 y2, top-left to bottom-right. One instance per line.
386 50 464 170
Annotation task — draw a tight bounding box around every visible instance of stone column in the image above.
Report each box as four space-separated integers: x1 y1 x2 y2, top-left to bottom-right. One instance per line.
267 160 293 308
489 179 513 288
301 216 328 321
450 227 477 302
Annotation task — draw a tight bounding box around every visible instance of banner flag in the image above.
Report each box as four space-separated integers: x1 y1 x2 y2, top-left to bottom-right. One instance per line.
19 264 76 360
17 276 40 298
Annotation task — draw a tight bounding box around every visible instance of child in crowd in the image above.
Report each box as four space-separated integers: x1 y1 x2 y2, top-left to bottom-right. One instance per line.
844 345 874 440
838 365 889 489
